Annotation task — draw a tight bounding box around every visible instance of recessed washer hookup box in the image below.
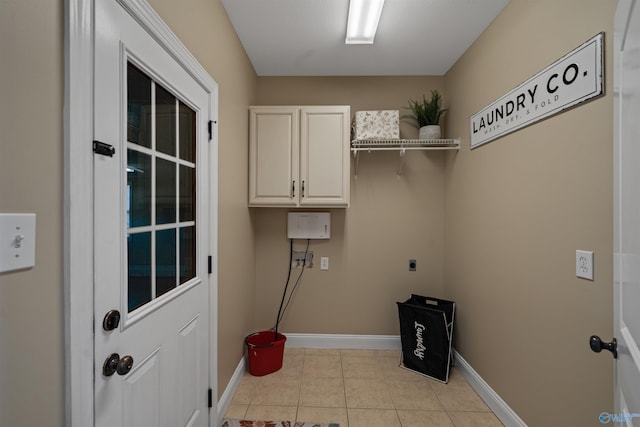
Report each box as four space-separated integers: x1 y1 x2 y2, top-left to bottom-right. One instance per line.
287 212 330 239
353 110 400 140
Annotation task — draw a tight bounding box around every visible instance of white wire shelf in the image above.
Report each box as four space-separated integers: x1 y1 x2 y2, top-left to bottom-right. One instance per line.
351 138 460 178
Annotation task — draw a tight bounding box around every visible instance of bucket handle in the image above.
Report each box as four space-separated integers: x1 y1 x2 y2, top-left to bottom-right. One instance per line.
245 332 275 349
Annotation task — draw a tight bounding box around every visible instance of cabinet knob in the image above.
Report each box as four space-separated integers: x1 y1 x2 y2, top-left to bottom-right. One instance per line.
292 180 296 198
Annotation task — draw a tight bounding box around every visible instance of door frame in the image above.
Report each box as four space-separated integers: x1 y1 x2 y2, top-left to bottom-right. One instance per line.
64 1 219 426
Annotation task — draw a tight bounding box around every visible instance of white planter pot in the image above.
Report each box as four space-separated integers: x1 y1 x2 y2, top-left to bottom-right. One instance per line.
419 125 441 139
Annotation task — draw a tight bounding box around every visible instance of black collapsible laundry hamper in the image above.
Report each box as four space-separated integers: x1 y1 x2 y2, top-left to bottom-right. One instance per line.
397 294 455 383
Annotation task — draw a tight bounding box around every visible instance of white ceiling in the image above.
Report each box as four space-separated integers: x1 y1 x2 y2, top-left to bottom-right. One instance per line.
221 0 510 76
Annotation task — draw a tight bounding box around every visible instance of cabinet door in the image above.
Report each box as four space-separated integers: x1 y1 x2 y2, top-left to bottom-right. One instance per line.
300 106 350 207
249 107 299 206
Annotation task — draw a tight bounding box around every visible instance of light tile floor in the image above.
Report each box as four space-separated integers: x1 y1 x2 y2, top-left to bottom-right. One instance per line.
224 348 504 427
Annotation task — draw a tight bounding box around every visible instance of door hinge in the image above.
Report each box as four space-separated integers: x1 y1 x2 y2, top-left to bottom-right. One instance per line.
93 140 115 157
208 388 213 408
208 256 212 274
208 120 216 141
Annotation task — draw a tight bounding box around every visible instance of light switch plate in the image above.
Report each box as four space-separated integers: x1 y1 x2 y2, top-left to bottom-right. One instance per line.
576 250 594 281
0 214 36 273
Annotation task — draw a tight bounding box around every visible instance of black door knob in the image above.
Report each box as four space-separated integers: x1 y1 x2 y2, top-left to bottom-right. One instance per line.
103 353 120 377
590 335 617 359
103 353 134 376
116 355 134 375
102 309 121 331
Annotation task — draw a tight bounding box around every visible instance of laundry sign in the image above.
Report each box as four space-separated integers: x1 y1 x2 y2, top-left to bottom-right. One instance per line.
470 32 604 149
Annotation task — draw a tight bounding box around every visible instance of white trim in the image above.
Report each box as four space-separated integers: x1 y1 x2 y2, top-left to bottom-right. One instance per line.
621 326 640 374
217 356 247 421
284 333 401 350
115 0 217 92
65 1 219 426
64 1 95 426
453 349 528 427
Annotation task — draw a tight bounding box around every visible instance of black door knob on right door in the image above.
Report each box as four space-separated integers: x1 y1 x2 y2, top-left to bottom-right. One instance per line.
590 335 617 359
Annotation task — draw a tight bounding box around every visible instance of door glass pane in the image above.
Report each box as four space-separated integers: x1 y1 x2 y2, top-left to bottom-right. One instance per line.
179 101 196 162
128 232 152 311
156 229 177 297
179 165 195 222
127 63 152 148
127 150 152 227
126 60 198 313
156 158 176 224
156 85 176 156
179 226 196 284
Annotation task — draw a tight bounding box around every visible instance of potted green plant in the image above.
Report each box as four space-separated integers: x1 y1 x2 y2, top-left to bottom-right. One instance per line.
404 90 448 139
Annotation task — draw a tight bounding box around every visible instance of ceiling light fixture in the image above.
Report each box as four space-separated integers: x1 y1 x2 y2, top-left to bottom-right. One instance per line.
345 0 386 44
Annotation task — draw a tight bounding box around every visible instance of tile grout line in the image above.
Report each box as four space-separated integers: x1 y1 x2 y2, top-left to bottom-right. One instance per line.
339 350 350 427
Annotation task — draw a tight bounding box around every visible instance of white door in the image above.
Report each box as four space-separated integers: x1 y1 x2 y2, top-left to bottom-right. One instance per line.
613 0 640 424
93 1 213 426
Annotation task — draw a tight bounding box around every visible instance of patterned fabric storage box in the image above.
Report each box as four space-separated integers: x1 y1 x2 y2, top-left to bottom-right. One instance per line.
353 110 400 140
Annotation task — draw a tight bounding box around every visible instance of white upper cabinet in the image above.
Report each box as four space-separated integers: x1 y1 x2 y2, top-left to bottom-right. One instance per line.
249 106 350 207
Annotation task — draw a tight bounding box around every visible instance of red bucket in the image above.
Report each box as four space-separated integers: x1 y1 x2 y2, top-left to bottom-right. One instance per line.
245 331 287 376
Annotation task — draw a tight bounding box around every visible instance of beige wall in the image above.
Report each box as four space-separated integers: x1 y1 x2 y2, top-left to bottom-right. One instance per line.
253 77 447 334
443 1 616 425
0 1 65 426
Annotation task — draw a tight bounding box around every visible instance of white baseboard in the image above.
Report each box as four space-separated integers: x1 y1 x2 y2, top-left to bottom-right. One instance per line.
216 334 525 427
284 333 402 349
453 349 527 427
217 355 246 422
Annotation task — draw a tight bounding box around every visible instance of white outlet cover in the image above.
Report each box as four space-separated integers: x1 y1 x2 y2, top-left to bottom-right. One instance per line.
576 250 594 281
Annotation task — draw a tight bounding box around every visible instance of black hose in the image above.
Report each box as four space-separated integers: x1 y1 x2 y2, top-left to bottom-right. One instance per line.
274 239 294 340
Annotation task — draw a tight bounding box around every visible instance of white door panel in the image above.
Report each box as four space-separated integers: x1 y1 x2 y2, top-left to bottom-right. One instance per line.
123 349 161 427
614 0 640 424
178 315 202 426
94 1 212 426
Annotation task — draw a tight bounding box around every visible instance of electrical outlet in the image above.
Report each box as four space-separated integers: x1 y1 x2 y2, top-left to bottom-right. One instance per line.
409 259 416 271
320 256 329 270
576 250 594 280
